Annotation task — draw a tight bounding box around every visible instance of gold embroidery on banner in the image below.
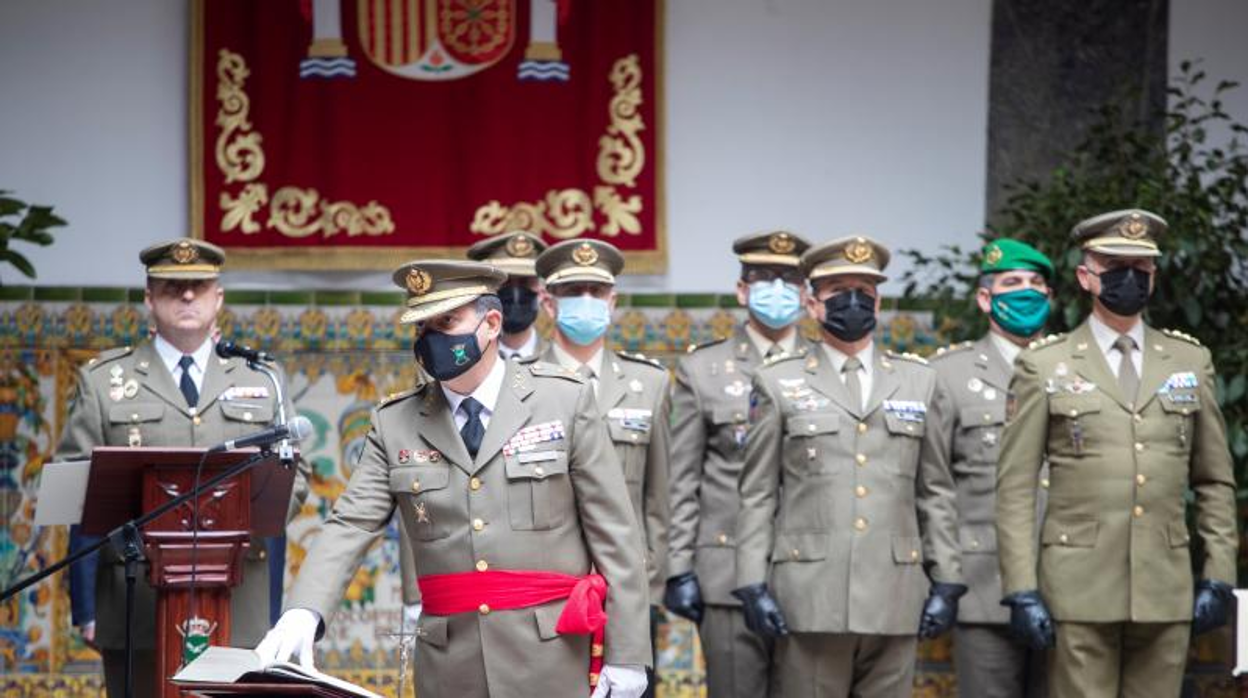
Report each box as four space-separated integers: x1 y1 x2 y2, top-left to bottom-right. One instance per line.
471 189 593 240
598 54 645 188
268 187 396 238
215 50 265 184
220 183 268 234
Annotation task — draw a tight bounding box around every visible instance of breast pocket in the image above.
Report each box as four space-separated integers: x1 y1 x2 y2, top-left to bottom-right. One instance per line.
956 402 1006 468
784 413 841 475
505 450 571 531
1047 394 1102 457
1158 391 1201 456
219 400 276 440
607 419 652 485
107 402 165 445
883 411 925 478
711 404 750 456
390 466 451 541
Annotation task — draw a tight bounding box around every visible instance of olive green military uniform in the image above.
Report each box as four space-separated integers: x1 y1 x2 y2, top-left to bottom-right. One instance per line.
60 239 308 698
737 237 962 698
996 211 1238 697
286 261 652 698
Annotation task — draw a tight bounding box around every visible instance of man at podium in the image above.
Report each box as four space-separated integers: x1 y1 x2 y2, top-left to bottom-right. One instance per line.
61 238 310 698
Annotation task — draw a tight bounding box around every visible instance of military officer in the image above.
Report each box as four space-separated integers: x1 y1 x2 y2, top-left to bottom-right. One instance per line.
467 230 550 361
927 239 1054 697
996 209 1238 697
529 238 671 697
255 260 652 698
735 236 964 698
62 239 309 698
665 230 814 698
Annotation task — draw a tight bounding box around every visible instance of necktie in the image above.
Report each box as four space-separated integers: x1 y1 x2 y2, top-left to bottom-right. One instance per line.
178 355 199 407
765 344 782 360
460 397 486 458
1114 335 1139 404
842 356 864 411
577 364 598 397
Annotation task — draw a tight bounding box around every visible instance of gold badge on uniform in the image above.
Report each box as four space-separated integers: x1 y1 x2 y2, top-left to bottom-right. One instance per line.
572 242 599 266
128 426 142 448
414 502 431 524
1120 212 1148 239
768 232 796 254
844 238 873 264
171 241 199 265
406 268 433 296
985 244 1003 265
506 234 536 257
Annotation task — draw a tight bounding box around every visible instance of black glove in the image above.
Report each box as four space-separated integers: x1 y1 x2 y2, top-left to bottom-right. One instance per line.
731 583 789 638
919 582 967 639
664 572 705 624
1192 579 1234 635
1001 590 1055 650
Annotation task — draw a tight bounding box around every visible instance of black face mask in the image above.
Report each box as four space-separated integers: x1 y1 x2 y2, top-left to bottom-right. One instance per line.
1096 266 1151 316
498 284 539 334
822 289 877 342
414 318 489 381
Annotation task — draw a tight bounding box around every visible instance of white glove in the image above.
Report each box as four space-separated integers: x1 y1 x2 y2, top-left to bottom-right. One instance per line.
254 608 320 670
591 664 648 698
403 603 422 626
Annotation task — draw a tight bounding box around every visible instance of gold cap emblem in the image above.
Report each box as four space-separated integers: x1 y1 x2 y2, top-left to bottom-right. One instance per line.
572 242 599 266
406 268 433 296
985 244 1003 265
768 233 796 255
171 241 199 265
844 238 873 265
506 234 536 257
1121 213 1148 239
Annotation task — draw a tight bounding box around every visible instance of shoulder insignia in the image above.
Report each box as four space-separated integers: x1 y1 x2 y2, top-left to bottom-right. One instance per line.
932 341 973 359
685 336 727 354
1162 328 1202 346
378 387 419 409
618 351 664 369
85 346 133 371
887 350 929 366
515 353 540 365
526 360 585 382
1027 333 1067 351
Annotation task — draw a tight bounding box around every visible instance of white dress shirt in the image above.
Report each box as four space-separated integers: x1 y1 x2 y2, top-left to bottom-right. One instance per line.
551 342 604 396
990 331 1023 368
745 322 798 359
1088 314 1144 378
499 330 539 361
441 355 506 430
822 342 875 411
153 334 214 394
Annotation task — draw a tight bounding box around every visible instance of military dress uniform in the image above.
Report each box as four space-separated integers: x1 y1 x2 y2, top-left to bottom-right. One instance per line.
666 230 813 698
736 238 961 698
285 261 652 698
996 211 1238 697
62 240 309 698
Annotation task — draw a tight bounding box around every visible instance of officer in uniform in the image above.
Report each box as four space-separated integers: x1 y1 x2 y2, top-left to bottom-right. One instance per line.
61 239 309 698
927 239 1054 697
665 230 813 698
735 236 964 698
467 230 550 361
529 238 671 697
256 260 652 698
996 209 1238 697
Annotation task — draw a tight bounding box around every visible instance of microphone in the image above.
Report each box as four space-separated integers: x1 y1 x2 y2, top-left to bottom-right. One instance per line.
209 415 313 453
215 340 274 364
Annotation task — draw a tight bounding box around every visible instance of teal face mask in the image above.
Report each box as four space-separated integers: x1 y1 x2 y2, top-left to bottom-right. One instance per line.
990 288 1050 338
556 295 611 346
748 279 803 329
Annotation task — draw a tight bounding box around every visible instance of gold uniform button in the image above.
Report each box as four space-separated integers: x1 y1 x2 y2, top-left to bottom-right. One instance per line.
808 424 817 433
472 518 485 532
1069 409 1078 418
1040 478 1050 489
470 477 482 491
1059 533 1069 544
790 549 800 560
476 560 489 572
131 413 140 421
534 466 545 477
1136 474 1146 486
983 413 992 423
717 533 728 545
855 454 867 465
906 424 915 433
411 480 421 492
910 549 919 561
1133 414 1143 424
971 540 980 549
1133 505 1144 517
1134 442 1144 452
857 422 868 434
855 485 867 498
479 604 491 615
854 517 867 531
193 416 202 426
258 549 267 560
243 411 254 422
630 433 639 442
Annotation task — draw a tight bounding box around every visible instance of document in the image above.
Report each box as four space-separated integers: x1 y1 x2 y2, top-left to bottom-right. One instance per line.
172 646 383 698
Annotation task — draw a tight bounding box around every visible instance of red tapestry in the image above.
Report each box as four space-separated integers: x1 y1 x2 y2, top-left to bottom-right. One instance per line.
191 0 663 271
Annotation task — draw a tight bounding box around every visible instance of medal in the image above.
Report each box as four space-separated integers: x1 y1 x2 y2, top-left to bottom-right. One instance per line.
123 379 139 399
983 388 998 401
967 378 983 393
629 379 643 393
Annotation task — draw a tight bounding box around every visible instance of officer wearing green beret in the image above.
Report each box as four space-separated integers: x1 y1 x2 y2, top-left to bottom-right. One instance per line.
927 238 1053 697
996 209 1239 697
62 239 309 698
735 236 963 698
665 230 815 698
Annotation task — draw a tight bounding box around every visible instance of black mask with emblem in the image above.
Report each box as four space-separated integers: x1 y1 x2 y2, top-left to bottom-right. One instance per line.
821 289 877 342
1096 266 1151 316
413 316 490 381
497 284 539 334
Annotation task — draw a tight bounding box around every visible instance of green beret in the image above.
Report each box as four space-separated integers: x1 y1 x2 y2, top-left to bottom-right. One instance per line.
981 239 1054 279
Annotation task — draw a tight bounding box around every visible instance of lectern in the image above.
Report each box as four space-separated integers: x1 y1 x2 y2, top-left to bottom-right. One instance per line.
80 447 296 698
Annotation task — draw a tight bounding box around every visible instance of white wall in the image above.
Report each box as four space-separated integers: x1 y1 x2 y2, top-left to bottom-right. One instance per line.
1169 0 1248 146
3 0 990 293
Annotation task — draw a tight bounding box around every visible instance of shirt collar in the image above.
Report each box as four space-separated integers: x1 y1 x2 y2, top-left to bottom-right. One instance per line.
502 330 539 359
153 334 214 374
744 322 797 358
1088 313 1144 354
550 341 604 377
989 331 1023 367
821 341 874 374
441 355 507 417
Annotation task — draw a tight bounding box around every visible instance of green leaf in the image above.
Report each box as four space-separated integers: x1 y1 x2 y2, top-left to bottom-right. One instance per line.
0 249 36 279
1227 374 1247 404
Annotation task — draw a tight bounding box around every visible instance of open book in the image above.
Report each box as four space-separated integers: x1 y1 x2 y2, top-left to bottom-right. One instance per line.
172 646 383 698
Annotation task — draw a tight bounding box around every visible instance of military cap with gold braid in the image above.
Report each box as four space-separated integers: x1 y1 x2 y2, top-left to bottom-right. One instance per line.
732 230 811 267
393 260 507 324
466 230 549 277
1070 208 1164 258
140 239 226 280
535 239 625 286
799 235 890 282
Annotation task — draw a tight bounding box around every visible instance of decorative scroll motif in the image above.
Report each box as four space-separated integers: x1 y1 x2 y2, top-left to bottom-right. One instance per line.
214 50 395 239
471 53 645 240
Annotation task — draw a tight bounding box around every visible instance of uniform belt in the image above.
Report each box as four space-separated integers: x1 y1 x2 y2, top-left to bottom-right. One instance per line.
418 569 608 691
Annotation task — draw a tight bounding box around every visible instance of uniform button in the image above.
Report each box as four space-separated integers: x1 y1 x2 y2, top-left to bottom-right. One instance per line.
857 422 868 434
479 604 491 615
258 549 267 560
1134 442 1144 452
855 454 867 465
131 413 139 421
1068 409 1078 418
411 480 421 492
1041 478 1050 489
1136 474 1146 486
1133 414 1143 424
1059 533 1069 544
854 517 867 531
983 413 992 423
243 411 254 422
971 540 980 549
472 518 485 531
470 477 482 491
1133 505 1144 517
1181 408 1191 416
790 549 800 560
476 560 489 572
910 549 919 561
534 466 545 477
808 424 817 433
807 447 817 460
733 412 743 421
193 416 202 426
630 433 639 442
855 485 867 498
717 533 728 545
906 424 915 433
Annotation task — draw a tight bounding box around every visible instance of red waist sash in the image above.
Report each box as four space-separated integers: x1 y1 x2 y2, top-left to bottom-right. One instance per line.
418 569 608 690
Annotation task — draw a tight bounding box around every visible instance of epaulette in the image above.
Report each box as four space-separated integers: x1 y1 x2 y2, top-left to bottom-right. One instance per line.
1026 333 1067 351
85 346 133 370
763 351 803 367
618 351 664 369
378 387 419 409
1162 328 1202 347
887 350 929 366
932 341 973 359
526 360 585 382
685 337 727 354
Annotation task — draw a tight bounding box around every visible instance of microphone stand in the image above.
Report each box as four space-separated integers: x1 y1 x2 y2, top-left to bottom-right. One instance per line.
244 358 294 468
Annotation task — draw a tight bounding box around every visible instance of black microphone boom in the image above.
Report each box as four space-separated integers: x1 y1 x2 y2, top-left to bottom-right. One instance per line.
215 340 274 364
209 415 313 453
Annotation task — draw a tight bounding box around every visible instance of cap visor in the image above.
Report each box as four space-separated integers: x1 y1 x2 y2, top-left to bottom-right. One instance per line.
399 294 481 324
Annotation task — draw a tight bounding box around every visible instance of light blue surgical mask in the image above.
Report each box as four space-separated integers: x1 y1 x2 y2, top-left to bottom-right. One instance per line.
556 295 611 346
748 279 803 329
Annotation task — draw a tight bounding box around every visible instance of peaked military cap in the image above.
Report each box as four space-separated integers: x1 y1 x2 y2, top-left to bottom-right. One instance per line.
536 239 625 286
800 235 890 283
732 230 811 267
981 238 1054 279
392 260 507 324
139 239 226 280
466 230 548 277
1070 209 1164 258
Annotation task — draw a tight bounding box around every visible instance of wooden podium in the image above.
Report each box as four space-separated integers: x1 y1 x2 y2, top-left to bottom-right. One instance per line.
81 447 296 698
